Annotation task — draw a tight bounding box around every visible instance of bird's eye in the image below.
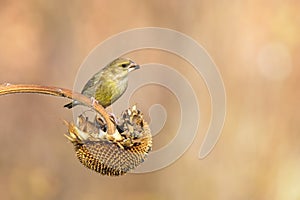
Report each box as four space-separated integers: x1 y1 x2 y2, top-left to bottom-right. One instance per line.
121 63 128 68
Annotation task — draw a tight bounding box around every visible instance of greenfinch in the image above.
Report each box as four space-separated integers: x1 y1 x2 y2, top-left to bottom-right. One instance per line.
64 57 140 109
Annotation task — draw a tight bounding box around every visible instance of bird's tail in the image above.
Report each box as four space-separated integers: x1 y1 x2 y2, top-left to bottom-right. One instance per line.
64 102 76 109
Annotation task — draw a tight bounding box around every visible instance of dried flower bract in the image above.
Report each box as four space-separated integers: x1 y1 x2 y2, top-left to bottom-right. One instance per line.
65 105 152 176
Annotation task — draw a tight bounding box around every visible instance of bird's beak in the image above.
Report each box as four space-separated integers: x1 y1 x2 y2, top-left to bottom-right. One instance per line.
128 62 140 72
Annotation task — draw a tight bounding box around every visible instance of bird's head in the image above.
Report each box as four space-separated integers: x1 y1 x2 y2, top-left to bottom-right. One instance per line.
107 57 140 78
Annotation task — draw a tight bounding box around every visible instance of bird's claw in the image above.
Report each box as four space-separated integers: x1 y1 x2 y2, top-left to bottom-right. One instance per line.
90 97 99 106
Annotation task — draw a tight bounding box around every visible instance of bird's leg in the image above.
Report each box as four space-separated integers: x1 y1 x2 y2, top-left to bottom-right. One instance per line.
90 97 119 132
90 97 99 106
90 96 104 129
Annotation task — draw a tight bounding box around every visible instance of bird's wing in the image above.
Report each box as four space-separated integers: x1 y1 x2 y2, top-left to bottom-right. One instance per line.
81 71 103 96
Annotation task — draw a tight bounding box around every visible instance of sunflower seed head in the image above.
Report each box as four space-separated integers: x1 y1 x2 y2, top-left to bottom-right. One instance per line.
65 105 152 176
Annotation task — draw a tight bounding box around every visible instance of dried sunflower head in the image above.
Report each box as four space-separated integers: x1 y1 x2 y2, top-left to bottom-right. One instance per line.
65 105 152 176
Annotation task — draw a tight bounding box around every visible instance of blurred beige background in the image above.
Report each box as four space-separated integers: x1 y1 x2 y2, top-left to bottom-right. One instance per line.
0 0 299 200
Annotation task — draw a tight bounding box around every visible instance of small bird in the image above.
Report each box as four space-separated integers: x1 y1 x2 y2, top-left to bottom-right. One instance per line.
64 57 140 109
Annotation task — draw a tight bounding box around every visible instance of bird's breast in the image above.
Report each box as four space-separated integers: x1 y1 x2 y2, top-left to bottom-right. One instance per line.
95 78 128 107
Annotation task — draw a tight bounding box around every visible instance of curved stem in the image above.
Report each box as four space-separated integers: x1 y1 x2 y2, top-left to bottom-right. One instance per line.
0 83 115 134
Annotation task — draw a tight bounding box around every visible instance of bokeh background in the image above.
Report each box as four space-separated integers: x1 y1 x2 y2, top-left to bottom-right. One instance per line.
0 1 299 199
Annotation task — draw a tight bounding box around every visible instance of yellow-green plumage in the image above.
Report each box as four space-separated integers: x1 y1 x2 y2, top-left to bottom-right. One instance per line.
64 58 140 109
